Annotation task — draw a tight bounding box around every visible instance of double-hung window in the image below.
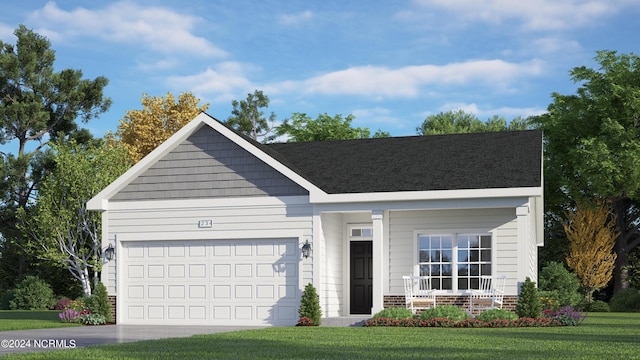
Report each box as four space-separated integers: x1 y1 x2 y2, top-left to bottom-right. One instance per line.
417 233 492 292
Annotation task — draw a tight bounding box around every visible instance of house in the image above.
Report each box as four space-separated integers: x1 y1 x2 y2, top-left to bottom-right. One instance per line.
87 112 543 326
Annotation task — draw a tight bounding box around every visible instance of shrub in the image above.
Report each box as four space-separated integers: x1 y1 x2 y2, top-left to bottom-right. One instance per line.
419 305 470 321
538 262 582 307
80 313 106 325
9 276 55 310
298 283 322 326
54 297 72 310
0 290 15 310
585 300 610 312
59 308 85 323
88 282 112 323
296 317 315 326
373 307 414 319
609 288 640 312
475 308 518 322
516 277 542 318
542 306 587 326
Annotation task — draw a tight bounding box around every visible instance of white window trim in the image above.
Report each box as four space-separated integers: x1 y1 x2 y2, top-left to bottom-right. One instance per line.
413 229 495 294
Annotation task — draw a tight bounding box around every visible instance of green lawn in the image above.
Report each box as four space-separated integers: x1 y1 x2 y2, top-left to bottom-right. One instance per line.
0 311 81 331
3 313 639 359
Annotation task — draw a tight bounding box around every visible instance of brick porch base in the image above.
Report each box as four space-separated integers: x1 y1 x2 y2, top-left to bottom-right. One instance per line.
384 295 518 314
108 295 116 323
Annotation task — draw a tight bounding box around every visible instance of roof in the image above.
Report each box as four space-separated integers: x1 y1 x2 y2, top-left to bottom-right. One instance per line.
263 130 542 194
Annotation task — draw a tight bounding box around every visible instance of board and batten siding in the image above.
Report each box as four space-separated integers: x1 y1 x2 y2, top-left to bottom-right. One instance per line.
112 125 308 201
103 196 313 295
319 212 344 317
387 208 518 296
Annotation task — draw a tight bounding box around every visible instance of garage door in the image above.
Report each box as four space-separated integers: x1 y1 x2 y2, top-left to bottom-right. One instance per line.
121 239 299 325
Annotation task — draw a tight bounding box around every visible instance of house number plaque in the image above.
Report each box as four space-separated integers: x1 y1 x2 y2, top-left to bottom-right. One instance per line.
198 220 213 228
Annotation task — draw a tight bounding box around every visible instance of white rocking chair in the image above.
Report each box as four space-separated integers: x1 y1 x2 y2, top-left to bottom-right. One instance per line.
403 275 436 314
469 275 506 314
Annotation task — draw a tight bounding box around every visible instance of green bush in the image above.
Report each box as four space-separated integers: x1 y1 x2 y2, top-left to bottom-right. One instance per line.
298 283 322 325
80 313 106 325
373 307 414 319
538 262 582 307
516 277 542 318
88 282 112 323
419 305 470 321
609 288 640 312
0 290 15 310
475 308 518 322
9 276 55 310
585 300 610 312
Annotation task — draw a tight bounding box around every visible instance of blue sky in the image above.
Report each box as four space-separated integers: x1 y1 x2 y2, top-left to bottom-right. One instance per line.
1 1 638 139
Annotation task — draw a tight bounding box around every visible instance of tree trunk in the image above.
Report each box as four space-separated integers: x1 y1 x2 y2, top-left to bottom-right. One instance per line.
80 267 92 297
612 197 630 293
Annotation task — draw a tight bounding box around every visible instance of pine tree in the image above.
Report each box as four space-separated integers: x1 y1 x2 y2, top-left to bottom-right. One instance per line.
298 283 322 325
516 277 542 318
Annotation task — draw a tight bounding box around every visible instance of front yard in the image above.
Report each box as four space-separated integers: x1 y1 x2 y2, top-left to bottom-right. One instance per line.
0 311 81 331
2 312 638 359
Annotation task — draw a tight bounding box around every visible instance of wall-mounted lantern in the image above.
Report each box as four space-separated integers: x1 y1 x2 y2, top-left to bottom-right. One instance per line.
301 240 312 259
104 243 115 262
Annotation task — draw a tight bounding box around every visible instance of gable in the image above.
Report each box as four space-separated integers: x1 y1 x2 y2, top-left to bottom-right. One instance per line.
111 125 308 201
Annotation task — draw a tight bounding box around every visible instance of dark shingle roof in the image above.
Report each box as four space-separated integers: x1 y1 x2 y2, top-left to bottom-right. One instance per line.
263 130 542 194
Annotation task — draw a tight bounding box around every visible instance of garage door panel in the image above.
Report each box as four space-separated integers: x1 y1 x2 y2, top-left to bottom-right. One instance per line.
121 239 299 325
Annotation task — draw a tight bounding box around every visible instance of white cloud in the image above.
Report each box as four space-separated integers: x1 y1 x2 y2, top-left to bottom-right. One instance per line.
27 1 226 57
352 107 404 130
0 23 15 40
532 37 581 54
438 102 547 118
167 62 256 103
278 10 314 26
409 0 627 30
297 59 543 98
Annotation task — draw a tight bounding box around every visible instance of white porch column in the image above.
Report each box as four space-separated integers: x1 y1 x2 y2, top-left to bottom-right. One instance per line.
516 205 530 285
372 210 384 313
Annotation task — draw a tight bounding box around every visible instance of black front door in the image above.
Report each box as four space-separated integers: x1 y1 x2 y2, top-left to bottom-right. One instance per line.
350 241 373 314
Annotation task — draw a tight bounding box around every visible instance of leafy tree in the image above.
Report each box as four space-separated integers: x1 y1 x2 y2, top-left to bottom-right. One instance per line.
18 140 131 297
107 92 209 163
416 110 530 135
225 90 276 142
564 201 618 302
531 50 640 293
538 261 582 307
276 113 390 142
9 275 55 310
0 25 110 285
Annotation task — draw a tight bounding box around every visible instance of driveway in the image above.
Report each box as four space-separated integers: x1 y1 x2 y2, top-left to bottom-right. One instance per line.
0 325 264 355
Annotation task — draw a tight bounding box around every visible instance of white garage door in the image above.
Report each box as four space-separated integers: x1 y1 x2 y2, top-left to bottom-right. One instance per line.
120 239 299 326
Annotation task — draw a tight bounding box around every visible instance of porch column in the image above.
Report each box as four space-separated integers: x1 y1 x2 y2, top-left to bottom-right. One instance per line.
516 205 530 284
372 210 384 313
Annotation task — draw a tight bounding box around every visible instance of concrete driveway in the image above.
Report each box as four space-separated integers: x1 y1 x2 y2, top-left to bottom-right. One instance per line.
0 325 264 355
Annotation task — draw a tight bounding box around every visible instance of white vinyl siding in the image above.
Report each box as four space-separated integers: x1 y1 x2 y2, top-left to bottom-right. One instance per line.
388 208 518 296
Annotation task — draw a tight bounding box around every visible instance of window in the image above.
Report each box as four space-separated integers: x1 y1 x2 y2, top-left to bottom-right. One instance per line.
350 225 373 238
417 233 492 292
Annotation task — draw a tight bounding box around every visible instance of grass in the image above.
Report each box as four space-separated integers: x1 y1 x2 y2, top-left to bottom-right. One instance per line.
0 311 81 331
2 312 639 359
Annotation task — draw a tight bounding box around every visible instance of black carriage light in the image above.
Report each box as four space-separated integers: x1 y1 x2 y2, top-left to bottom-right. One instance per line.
104 243 115 262
301 240 312 259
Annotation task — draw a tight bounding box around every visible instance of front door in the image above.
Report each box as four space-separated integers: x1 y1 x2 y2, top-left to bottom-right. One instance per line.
350 241 373 314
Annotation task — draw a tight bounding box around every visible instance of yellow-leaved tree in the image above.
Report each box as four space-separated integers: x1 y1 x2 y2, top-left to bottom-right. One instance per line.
107 92 209 162
564 200 618 303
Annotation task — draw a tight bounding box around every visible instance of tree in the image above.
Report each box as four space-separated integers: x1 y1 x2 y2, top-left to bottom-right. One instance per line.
515 277 542 318
107 92 209 163
564 201 618 302
416 110 530 135
298 283 322 325
531 50 640 293
225 90 276 142
18 140 131 297
275 113 390 142
0 25 111 284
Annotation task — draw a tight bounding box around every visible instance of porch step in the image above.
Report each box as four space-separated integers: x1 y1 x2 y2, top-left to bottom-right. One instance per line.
321 316 370 327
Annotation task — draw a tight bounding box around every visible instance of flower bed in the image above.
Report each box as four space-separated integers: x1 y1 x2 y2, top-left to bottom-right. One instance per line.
364 317 563 328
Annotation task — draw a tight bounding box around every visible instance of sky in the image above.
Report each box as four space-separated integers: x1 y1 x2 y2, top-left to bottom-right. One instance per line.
0 0 639 139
